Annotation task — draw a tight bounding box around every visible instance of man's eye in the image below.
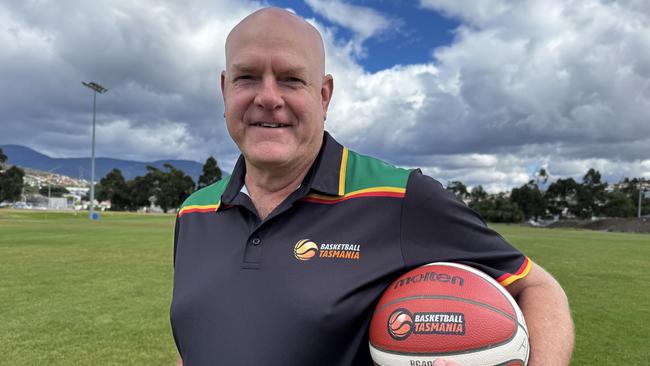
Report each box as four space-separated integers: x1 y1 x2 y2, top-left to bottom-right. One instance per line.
234 75 254 81
284 77 305 84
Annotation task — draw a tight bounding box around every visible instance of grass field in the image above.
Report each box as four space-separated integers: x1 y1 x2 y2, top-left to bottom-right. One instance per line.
1 210 648 365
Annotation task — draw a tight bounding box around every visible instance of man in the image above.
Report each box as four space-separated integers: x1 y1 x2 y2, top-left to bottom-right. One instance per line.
171 8 573 365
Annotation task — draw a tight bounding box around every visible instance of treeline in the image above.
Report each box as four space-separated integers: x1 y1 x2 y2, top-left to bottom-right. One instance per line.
0 147 224 213
0 148 25 202
95 156 222 213
3 147 648 218
447 169 650 222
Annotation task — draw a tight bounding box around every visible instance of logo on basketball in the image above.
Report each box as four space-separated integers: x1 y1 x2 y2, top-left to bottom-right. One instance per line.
294 239 319 260
387 308 414 340
411 312 466 335
387 309 466 341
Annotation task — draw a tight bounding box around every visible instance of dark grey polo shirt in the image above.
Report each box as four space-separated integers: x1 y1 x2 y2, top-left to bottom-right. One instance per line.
170 132 529 365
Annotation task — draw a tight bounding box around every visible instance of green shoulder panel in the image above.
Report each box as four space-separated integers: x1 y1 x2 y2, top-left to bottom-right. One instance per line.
180 176 231 209
344 150 412 193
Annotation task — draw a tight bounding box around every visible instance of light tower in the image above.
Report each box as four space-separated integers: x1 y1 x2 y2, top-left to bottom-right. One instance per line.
82 81 108 220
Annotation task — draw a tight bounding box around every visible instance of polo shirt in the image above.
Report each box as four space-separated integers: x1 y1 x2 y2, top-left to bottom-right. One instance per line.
170 131 531 365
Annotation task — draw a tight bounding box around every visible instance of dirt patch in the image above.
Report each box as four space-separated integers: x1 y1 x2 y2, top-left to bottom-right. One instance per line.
546 218 650 233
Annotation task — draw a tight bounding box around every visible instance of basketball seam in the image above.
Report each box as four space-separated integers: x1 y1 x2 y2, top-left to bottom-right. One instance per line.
369 323 527 357
376 295 518 324
494 359 526 366
418 262 521 323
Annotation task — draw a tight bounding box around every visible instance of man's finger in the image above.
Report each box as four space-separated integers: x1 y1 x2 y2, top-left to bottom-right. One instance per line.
433 359 459 366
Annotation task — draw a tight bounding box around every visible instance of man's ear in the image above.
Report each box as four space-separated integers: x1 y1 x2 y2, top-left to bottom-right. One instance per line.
321 74 334 120
220 70 226 97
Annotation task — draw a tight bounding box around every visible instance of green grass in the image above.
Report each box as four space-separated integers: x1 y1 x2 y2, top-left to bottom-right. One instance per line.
0 211 648 365
0 210 177 365
492 224 650 365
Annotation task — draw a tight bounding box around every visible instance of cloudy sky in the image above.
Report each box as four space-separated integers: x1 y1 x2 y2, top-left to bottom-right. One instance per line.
1 0 649 192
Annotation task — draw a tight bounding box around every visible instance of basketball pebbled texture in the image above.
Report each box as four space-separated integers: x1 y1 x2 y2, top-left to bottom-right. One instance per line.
369 262 529 366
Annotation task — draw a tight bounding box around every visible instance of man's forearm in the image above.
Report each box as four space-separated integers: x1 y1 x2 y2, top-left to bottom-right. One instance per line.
512 264 574 366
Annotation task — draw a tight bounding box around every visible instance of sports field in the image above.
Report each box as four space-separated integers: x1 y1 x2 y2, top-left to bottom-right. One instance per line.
0 210 648 365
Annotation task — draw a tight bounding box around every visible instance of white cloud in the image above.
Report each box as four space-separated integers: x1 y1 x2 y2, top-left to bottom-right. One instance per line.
1 0 649 191
0 0 257 170
98 120 197 161
305 0 396 57
419 0 513 26
319 0 650 190
305 0 391 40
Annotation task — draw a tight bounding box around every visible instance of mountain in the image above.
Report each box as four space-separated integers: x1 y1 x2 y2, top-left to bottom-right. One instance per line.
0 145 204 182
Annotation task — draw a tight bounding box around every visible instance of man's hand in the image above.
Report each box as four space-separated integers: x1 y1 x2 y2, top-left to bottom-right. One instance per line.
433 360 458 366
375 360 457 366
507 261 574 365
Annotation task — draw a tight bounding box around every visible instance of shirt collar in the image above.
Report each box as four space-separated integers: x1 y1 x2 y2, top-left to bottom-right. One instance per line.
305 131 346 196
221 131 345 204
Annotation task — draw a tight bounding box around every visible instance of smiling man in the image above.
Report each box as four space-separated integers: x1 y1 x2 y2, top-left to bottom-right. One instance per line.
221 8 332 219
170 7 574 366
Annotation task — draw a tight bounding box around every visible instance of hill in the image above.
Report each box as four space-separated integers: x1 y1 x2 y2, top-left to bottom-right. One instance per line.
0 145 203 181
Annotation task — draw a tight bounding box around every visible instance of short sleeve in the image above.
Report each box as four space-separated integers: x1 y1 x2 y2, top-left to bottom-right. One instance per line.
173 216 180 268
400 170 531 286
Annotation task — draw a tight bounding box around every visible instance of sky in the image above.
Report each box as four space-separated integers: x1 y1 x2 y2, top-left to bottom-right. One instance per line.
1 0 649 192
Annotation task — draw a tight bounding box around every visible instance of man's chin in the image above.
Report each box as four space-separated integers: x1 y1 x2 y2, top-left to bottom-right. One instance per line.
244 149 293 169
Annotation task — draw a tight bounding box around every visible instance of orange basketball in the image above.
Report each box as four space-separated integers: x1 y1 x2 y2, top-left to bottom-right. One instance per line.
369 262 529 365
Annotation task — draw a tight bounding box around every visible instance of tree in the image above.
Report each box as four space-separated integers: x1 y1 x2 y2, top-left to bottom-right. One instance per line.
617 177 648 204
0 166 25 202
197 156 222 189
140 165 195 213
535 168 549 185
510 180 545 221
158 164 195 213
615 177 650 216
96 168 130 210
583 168 604 188
0 148 6 165
470 193 524 223
577 168 607 218
544 178 580 218
446 181 469 201
126 174 155 211
470 185 487 204
38 185 69 198
602 191 635 218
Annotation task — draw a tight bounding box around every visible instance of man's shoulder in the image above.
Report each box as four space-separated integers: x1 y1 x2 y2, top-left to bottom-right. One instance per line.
180 176 231 210
343 149 412 193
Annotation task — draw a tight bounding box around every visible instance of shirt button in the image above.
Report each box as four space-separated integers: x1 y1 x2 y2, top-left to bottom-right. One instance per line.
251 238 261 246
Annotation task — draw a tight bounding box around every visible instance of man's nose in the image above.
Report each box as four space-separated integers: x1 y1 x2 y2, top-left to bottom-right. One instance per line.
254 78 284 110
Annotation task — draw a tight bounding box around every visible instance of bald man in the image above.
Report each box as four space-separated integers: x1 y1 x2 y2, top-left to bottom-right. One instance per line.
170 8 574 366
221 8 332 220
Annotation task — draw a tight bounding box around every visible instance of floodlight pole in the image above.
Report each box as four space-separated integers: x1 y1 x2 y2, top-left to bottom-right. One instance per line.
82 81 108 220
639 186 643 219
46 166 60 210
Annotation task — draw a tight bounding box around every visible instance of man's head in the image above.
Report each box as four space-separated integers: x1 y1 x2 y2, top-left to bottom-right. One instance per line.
221 8 334 172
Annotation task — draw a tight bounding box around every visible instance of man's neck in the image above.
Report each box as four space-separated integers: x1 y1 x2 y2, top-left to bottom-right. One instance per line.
243 150 319 220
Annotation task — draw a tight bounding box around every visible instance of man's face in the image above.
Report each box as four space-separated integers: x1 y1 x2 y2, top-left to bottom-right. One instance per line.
221 11 333 171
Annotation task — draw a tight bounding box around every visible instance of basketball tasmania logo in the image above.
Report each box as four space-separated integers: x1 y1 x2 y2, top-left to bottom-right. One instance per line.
387 308 466 340
294 239 319 260
388 308 414 340
293 239 361 261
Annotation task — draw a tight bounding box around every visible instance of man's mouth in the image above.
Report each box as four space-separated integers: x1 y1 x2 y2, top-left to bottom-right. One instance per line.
252 122 291 128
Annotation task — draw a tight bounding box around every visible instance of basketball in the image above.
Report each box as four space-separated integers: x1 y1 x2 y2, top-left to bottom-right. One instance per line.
369 262 529 366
